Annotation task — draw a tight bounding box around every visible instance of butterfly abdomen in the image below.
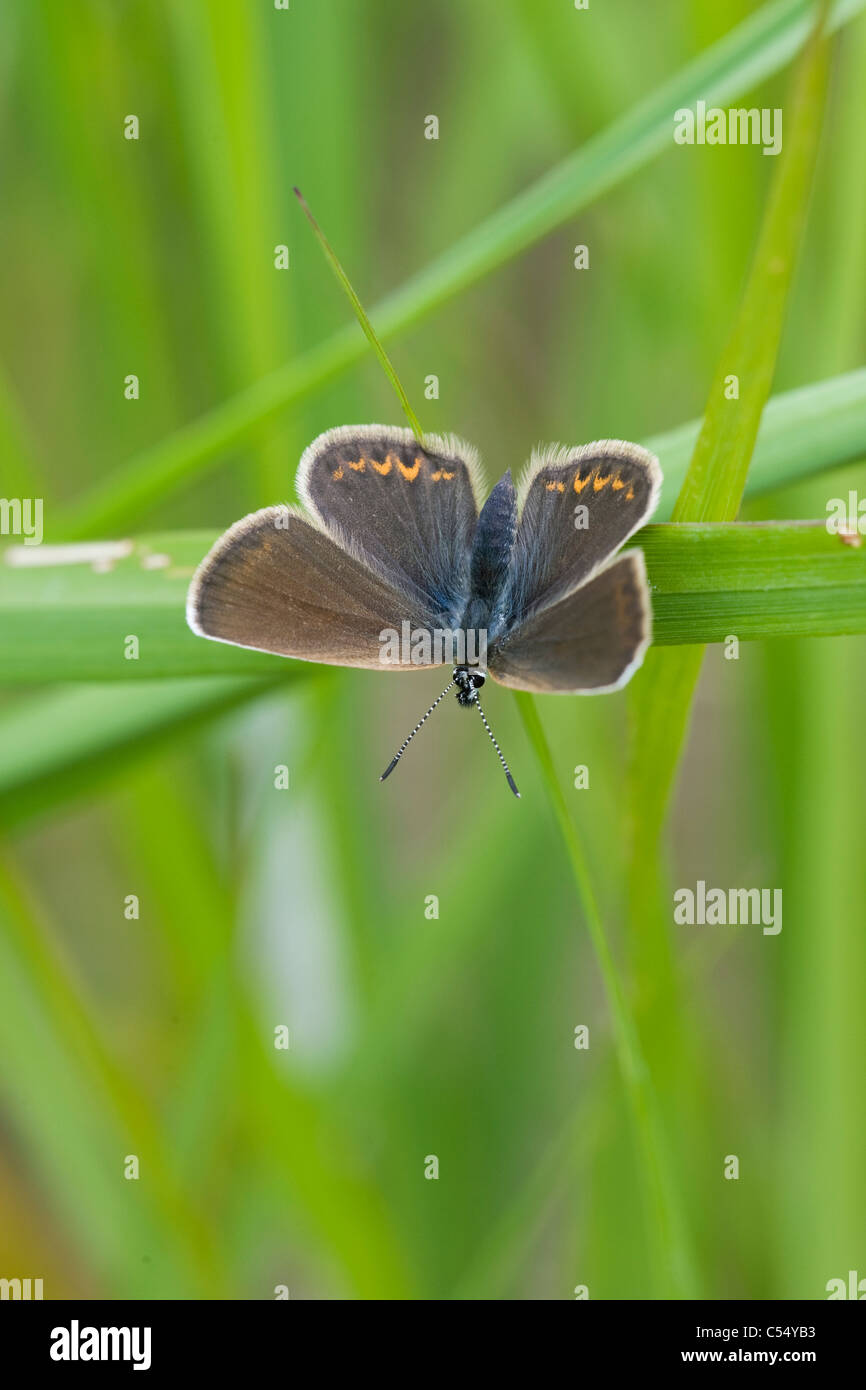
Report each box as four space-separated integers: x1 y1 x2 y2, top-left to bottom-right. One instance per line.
464 470 517 635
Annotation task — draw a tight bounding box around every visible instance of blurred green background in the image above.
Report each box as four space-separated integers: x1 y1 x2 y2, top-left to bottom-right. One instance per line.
0 0 864 1299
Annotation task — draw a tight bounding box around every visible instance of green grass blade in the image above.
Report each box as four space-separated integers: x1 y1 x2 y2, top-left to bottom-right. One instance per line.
164 0 295 502
637 521 866 642
57 361 866 539
629 3 833 845
622 8 834 1263
648 367 866 517
514 694 698 1297
617 8 835 1292
57 0 866 537
0 856 229 1296
293 187 424 440
676 63 832 519
0 677 286 826
3 522 865 683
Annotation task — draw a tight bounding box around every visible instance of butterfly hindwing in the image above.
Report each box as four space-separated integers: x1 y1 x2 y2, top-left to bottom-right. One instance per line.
187 506 444 670
507 440 661 621
489 550 651 694
297 425 483 625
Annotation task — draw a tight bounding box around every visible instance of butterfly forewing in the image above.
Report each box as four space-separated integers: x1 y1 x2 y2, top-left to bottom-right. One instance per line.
507 440 661 622
187 506 444 670
297 425 483 625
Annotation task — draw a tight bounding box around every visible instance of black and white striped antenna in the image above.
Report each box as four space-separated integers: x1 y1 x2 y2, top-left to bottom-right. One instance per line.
474 694 520 798
380 673 520 798
379 677 456 782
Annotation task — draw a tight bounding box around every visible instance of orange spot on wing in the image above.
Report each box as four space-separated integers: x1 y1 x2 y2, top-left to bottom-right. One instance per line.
398 457 422 481
372 456 392 475
612 475 625 491
432 469 455 481
348 457 366 471
332 466 344 480
593 473 611 492
626 487 635 500
573 472 591 494
546 480 565 493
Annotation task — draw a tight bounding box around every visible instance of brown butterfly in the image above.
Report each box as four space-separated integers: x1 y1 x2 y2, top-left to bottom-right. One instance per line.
187 426 661 796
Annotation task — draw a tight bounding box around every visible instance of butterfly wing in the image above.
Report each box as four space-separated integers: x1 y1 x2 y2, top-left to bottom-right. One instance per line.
297 425 484 625
507 440 661 619
489 550 650 694
187 506 445 670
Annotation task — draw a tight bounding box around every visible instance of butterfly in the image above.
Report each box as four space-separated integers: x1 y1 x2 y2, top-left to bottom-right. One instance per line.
187 425 662 797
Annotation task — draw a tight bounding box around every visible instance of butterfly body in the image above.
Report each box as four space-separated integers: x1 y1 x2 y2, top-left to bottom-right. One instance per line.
462 471 518 643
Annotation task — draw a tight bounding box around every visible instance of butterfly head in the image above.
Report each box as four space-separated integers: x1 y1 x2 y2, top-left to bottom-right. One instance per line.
454 665 486 707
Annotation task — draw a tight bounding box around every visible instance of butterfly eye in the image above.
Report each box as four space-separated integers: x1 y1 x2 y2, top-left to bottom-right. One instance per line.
470 672 485 689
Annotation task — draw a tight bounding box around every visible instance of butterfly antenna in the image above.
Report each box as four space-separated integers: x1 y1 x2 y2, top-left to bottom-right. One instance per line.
474 695 521 798
380 678 456 782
